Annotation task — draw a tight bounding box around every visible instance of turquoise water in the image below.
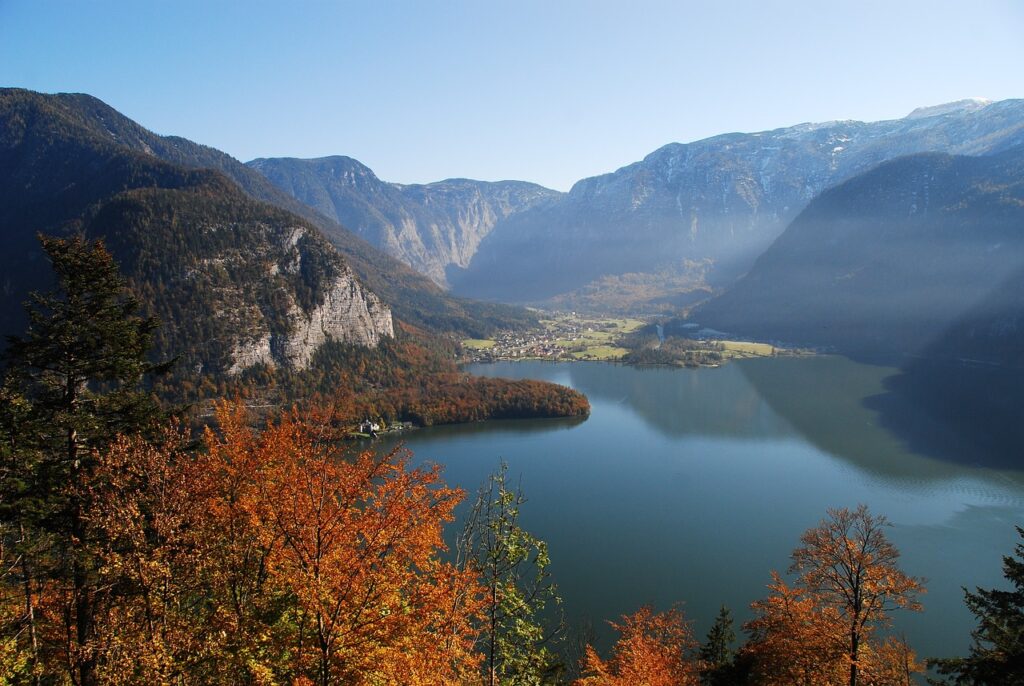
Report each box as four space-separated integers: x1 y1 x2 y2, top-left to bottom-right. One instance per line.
378 357 1024 661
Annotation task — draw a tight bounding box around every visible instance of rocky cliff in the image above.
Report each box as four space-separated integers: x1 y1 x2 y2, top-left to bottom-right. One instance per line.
451 98 1024 305
247 155 561 286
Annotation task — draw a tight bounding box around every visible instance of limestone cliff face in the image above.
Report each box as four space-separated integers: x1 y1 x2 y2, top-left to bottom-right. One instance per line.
221 225 393 375
275 269 393 370
247 156 561 286
226 271 393 374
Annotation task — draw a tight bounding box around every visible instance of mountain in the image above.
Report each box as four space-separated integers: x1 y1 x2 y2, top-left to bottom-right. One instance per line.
692 145 1024 359
0 88 393 378
0 88 532 337
248 155 560 286
0 88 590 422
450 99 1024 305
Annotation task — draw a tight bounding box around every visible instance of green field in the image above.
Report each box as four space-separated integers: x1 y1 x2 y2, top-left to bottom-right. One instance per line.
717 340 777 358
607 318 645 332
461 338 496 350
568 345 630 360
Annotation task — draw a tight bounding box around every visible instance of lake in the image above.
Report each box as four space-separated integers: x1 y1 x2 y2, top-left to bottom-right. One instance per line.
378 356 1024 662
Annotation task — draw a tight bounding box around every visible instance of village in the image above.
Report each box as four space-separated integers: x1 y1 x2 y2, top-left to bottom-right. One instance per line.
459 312 646 363
459 311 804 367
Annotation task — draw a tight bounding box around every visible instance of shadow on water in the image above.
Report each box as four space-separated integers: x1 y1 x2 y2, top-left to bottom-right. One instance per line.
467 358 1024 480
737 356 1024 479
864 359 1024 471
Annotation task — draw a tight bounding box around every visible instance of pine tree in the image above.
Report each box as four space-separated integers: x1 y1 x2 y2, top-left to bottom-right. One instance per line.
699 605 737 686
930 527 1024 684
0 235 169 686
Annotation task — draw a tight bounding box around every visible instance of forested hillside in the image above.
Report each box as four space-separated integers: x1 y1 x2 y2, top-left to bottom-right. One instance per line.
694 146 1024 360
0 88 536 336
0 88 586 422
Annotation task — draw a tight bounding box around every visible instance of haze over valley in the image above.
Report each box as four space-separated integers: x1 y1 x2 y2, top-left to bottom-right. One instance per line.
3 3 1024 684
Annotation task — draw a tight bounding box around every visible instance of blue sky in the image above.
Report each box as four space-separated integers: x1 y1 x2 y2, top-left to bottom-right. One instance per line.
2 0 1022 190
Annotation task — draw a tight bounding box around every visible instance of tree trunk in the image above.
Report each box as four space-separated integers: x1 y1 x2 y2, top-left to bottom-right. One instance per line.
73 506 96 686
849 631 859 686
19 522 41 686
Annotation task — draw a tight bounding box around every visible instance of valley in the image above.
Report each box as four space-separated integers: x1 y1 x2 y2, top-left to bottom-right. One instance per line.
459 311 797 366
2 79 1023 685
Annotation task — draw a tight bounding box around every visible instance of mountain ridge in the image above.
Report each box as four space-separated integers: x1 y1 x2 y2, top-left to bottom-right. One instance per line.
692 143 1024 360
0 87 535 337
450 98 1024 306
0 88 393 378
247 154 561 286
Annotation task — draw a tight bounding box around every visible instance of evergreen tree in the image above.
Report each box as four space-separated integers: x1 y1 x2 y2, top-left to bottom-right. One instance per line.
460 462 564 685
931 527 1024 684
0 235 169 686
700 605 737 686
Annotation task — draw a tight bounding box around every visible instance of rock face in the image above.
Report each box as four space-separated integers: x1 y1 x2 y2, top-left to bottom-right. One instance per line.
451 99 1024 304
84 189 397 377
275 265 394 370
247 155 561 286
693 144 1024 359
227 272 393 373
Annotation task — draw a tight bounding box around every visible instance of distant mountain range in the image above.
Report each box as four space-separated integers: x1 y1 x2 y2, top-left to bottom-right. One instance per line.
6 87 1023 372
242 99 1024 315
693 144 1024 362
0 89 533 338
248 156 560 286
447 98 1024 305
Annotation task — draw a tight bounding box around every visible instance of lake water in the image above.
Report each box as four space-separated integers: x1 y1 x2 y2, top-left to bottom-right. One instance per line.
378 356 1024 662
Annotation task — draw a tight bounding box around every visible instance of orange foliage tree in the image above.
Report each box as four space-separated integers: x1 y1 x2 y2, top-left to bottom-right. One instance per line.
742 505 925 686
789 505 924 686
78 424 216 684
11 401 485 684
742 572 849 686
574 606 699 686
200 401 483 686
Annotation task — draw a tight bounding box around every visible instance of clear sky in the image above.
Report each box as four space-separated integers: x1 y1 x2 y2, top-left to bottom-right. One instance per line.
2 0 1022 190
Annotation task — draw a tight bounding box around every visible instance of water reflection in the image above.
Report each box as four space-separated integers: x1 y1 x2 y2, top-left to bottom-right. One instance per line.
469 358 1024 484
736 355 1024 477
410 360 1024 661
468 361 791 439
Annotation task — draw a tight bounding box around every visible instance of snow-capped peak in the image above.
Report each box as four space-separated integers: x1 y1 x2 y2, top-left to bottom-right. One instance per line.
905 98 993 120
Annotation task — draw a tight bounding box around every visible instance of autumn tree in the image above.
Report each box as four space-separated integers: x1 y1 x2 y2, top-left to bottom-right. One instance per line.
77 425 215 684
789 505 924 686
574 606 699 686
202 402 483 686
0 383 41 684
930 526 1024 684
460 463 563 685
188 401 286 682
0 235 169 686
742 572 849 686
